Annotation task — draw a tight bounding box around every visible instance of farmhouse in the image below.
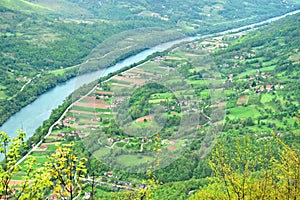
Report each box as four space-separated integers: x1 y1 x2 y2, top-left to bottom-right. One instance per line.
229 74 233 82
58 133 65 138
169 140 175 144
154 56 164 63
266 85 272 91
40 144 48 150
260 86 265 92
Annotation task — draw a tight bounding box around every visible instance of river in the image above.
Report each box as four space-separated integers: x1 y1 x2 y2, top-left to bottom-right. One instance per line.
0 9 299 139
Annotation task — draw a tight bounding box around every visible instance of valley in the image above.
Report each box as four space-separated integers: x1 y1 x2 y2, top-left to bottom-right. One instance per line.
7 12 300 199
0 1 299 199
1 0 300 127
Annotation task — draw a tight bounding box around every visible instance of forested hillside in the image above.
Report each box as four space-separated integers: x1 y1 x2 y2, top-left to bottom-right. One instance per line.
153 13 300 199
0 12 298 199
0 0 300 126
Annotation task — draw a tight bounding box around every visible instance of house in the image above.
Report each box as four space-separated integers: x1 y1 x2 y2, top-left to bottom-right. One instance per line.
154 56 163 63
266 85 272 91
261 72 270 79
40 144 48 150
229 74 233 82
58 133 65 138
260 86 265 92
65 116 72 121
249 75 254 80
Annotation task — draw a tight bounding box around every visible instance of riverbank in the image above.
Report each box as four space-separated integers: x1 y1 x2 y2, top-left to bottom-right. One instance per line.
13 9 300 166
1 9 300 141
0 28 185 128
14 50 165 164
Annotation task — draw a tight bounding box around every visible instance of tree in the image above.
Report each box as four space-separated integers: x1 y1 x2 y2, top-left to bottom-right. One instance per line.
189 135 300 200
15 156 52 200
0 130 26 198
113 134 162 200
45 142 87 200
0 130 52 199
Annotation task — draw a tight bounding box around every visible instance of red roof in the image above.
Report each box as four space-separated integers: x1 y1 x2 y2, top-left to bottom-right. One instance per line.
40 144 48 149
260 86 265 91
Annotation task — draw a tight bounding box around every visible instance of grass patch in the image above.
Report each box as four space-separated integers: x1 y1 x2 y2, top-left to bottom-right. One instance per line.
139 61 159 70
149 99 167 103
187 79 224 86
50 68 66 75
93 148 110 158
260 94 275 104
228 106 261 119
116 155 153 167
100 114 114 119
72 113 97 119
151 93 173 99
72 106 110 113
248 95 260 105
0 0 53 14
260 65 275 71
199 89 210 98
225 90 236 96
140 65 169 75
110 79 133 85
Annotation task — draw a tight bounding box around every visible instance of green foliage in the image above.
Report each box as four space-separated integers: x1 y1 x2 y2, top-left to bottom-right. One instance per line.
45 142 87 199
189 135 300 200
0 130 52 199
0 130 26 197
1 0 299 126
129 83 169 120
1 3 300 199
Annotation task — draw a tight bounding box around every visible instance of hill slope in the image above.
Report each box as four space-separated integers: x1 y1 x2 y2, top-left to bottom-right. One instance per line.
0 0 299 126
1 6 299 200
